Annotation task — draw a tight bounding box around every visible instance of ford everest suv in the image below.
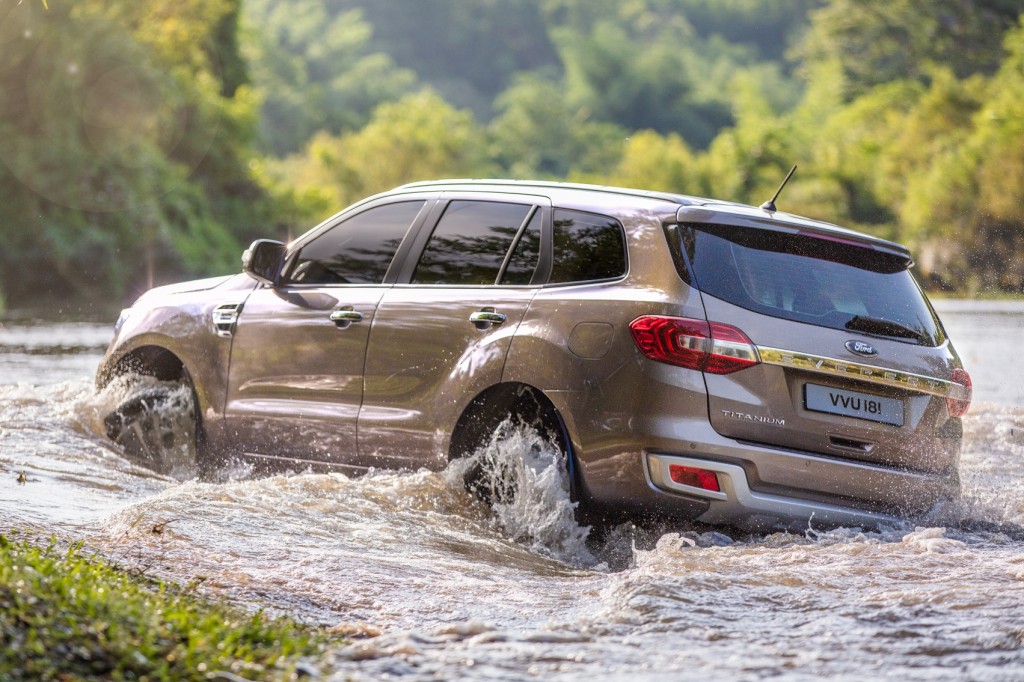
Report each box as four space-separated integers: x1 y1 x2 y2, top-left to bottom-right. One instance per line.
97 180 971 530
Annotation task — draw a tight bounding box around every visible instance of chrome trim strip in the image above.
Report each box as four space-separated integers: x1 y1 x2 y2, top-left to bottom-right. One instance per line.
757 346 969 401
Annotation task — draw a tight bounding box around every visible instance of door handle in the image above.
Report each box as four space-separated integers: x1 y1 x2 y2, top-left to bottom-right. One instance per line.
469 309 507 330
329 308 364 328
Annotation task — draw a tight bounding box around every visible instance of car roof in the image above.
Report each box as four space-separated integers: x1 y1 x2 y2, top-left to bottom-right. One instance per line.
397 178 723 208
393 179 912 261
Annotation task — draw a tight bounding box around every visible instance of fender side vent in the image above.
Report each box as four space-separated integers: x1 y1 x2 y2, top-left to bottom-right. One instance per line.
212 302 243 338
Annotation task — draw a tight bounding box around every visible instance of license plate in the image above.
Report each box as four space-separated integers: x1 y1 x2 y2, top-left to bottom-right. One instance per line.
804 384 904 426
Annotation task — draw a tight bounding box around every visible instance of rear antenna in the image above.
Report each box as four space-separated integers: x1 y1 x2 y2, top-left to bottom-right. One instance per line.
760 164 797 213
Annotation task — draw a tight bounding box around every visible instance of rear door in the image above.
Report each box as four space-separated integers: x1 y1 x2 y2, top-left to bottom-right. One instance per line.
224 199 430 465
680 220 965 474
358 196 546 467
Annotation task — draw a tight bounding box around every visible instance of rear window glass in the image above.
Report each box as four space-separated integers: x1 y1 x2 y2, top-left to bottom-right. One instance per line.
549 209 626 284
681 224 945 346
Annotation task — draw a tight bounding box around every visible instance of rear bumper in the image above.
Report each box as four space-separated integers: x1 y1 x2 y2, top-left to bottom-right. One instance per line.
574 416 958 530
645 453 908 530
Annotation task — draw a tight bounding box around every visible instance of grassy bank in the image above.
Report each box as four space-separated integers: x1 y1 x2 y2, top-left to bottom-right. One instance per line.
0 535 327 681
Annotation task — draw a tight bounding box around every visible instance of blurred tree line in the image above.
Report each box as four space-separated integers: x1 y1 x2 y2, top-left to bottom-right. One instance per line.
0 0 1022 310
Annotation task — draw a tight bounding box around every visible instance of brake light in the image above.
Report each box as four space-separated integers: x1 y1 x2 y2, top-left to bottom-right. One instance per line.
947 367 972 417
629 316 759 374
669 464 721 492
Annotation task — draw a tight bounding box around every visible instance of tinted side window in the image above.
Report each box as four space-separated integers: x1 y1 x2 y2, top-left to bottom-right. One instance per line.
500 209 542 285
412 201 532 285
288 201 424 285
549 209 626 283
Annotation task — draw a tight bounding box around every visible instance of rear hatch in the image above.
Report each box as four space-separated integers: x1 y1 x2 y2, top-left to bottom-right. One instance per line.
672 208 969 476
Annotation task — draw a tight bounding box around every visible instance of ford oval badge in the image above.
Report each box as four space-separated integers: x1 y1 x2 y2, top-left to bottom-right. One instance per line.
846 340 877 357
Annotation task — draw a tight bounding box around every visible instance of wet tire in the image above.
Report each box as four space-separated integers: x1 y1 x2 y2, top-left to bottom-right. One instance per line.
458 393 588 521
462 417 534 505
103 379 200 477
455 402 597 558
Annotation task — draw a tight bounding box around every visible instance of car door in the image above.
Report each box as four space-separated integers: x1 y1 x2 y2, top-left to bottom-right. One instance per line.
358 196 547 468
224 198 430 466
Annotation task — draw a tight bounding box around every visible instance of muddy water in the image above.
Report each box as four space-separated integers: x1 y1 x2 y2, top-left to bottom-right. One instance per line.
2 301 1024 680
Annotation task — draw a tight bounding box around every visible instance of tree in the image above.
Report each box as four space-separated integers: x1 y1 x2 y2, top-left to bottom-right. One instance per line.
796 0 1020 99
267 90 489 219
553 17 734 147
488 73 625 179
0 0 270 303
898 19 1024 293
241 2 416 155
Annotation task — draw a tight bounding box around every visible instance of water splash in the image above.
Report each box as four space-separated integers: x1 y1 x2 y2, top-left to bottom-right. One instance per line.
445 419 595 567
98 375 199 480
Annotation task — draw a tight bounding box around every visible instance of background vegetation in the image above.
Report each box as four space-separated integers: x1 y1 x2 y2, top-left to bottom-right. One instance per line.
1 0 1022 308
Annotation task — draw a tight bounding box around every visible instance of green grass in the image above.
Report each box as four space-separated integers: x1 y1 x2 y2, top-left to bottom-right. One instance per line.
0 534 328 681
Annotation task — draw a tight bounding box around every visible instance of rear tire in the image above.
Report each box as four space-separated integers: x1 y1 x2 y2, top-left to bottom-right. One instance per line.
453 387 589 520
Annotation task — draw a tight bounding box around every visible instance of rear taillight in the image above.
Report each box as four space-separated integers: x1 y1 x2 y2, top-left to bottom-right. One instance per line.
669 464 721 492
947 367 972 417
629 315 759 374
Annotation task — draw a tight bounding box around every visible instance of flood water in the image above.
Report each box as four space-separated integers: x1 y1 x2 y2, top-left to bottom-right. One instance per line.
2 299 1024 680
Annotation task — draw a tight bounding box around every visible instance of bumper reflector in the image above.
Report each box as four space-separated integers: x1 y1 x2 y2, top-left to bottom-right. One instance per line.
669 464 721 493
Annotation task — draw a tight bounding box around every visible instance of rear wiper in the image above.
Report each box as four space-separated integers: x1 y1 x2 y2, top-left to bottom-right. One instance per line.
844 315 927 343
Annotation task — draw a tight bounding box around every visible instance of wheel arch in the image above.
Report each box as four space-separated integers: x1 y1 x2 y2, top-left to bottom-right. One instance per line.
98 343 212 428
98 344 188 387
448 381 600 520
447 382 573 464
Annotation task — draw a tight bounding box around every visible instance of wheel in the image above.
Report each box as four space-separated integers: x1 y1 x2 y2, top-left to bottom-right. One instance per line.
452 387 594 531
103 374 201 479
457 403 597 559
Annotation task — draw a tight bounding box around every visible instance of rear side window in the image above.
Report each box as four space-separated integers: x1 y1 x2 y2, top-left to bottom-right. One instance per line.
549 209 626 284
682 223 945 346
288 201 424 285
412 201 534 285
500 209 542 285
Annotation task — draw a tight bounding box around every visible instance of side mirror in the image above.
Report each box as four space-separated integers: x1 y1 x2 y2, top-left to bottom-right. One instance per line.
242 239 287 286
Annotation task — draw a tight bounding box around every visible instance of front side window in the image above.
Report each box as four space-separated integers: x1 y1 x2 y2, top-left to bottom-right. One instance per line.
548 209 627 284
412 201 533 285
288 201 425 285
682 223 945 346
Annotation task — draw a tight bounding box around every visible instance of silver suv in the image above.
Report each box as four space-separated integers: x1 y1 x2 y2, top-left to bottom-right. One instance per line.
97 180 971 530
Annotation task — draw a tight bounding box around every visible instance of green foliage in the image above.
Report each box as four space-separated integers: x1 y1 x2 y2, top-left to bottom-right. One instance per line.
0 535 324 681
241 2 417 155
896 19 1024 293
269 90 489 211
553 14 731 147
605 130 702 195
0 0 275 304
666 0 824 62
332 0 560 116
489 74 627 179
2 0 1024 301
795 0 1020 99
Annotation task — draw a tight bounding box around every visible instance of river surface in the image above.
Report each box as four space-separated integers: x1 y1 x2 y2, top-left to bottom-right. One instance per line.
2 300 1024 680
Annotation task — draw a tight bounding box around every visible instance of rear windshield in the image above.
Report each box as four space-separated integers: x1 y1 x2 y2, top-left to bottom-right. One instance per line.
678 223 945 346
